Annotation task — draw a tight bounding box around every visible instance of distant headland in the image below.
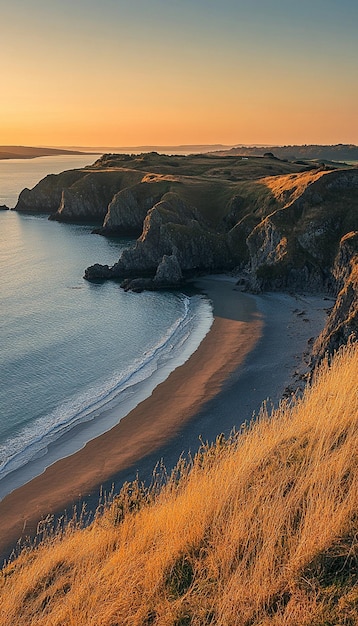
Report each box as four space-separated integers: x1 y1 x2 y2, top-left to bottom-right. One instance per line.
0 146 96 160
212 143 358 162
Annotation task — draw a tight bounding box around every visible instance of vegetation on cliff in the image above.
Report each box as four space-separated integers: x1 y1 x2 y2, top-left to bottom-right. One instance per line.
80 155 358 294
13 151 358 354
1 343 357 626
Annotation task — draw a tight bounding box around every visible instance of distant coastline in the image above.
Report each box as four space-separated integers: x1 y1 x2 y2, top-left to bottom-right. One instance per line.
0 146 97 160
2 143 358 161
0 144 237 160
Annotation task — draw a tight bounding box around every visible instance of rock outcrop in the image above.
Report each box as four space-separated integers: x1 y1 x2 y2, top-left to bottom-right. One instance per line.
50 170 143 223
243 169 358 293
312 232 358 362
120 253 184 292
0 205 9 211
85 192 233 288
14 170 87 214
98 180 171 235
154 253 183 285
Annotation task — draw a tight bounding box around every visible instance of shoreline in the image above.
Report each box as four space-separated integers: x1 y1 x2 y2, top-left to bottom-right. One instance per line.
0 292 213 501
0 278 330 563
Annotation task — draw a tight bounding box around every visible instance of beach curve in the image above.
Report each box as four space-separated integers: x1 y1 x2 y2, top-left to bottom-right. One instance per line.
0 277 329 562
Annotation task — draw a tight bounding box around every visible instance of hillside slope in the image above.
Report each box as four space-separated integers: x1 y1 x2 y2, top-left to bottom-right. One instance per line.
1 343 357 626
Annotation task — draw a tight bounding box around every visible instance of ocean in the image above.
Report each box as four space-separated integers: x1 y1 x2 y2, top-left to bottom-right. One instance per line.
0 156 213 500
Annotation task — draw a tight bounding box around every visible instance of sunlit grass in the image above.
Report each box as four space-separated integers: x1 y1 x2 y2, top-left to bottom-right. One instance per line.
1 343 357 625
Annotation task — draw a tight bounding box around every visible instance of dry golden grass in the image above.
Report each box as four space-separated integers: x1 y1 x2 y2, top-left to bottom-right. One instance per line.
1 343 357 626
261 170 327 207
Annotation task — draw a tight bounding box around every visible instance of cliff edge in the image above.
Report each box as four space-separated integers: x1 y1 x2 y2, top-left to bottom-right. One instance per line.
13 152 358 358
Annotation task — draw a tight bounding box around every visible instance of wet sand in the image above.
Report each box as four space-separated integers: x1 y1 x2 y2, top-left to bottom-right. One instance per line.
0 278 330 563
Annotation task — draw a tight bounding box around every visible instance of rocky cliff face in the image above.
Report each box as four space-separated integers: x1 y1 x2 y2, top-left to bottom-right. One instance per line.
12 153 358 344
15 170 86 214
243 169 358 293
12 154 358 353
312 232 358 362
100 180 172 235
82 166 358 305
120 253 184 292
85 192 233 289
14 164 145 227
51 170 143 223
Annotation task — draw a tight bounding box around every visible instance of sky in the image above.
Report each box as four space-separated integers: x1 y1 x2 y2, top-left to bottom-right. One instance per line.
0 0 357 147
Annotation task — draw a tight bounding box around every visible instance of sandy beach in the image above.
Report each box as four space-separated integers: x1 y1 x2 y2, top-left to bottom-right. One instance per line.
0 278 330 562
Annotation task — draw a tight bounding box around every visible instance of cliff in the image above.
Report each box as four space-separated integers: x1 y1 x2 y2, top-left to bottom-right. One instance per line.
85 162 358 355
84 165 357 292
99 178 174 235
312 232 358 362
82 153 321 286
50 170 143 223
86 191 233 290
244 169 358 292
13 151 310 223
13 152 358 356
15 170 87 214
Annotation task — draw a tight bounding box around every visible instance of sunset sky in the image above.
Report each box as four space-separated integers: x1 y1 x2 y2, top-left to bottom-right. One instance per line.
1 0 357 147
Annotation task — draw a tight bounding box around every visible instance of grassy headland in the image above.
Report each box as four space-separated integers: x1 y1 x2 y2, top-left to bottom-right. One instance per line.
1 342 357 626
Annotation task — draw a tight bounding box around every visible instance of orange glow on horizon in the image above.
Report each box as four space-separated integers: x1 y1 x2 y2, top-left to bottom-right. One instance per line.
1 2 357 148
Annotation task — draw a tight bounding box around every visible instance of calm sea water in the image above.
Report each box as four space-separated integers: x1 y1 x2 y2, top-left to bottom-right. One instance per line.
0 157 213 499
